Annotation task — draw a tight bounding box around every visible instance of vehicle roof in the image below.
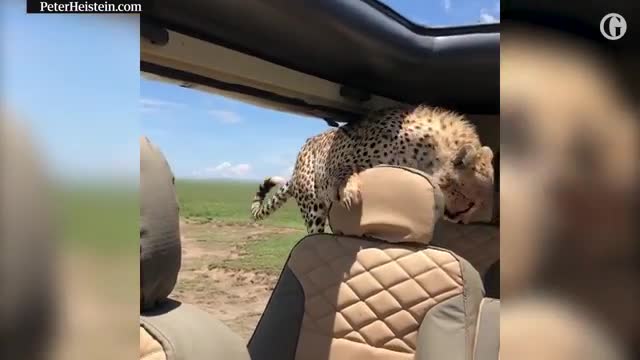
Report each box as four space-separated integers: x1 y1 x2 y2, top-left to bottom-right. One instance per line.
141 0 500 115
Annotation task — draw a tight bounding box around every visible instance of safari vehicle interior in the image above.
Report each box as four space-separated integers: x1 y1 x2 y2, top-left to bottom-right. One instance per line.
140 1 500 359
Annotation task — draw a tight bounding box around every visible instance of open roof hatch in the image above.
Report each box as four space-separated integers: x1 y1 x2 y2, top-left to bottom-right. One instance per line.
140 0 500 121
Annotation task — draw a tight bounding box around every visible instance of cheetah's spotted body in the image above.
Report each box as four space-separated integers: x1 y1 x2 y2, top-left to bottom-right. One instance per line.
251 105 494 233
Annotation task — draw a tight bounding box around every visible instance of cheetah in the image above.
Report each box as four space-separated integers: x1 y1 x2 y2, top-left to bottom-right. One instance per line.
251 105 495 233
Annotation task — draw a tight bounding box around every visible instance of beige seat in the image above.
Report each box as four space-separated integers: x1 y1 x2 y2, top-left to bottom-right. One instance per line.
248 165 499 360
139 137 250 360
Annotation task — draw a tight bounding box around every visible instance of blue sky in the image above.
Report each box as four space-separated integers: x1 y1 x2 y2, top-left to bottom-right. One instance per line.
140 80 327 180
2 0 139 180
2 0 499 181
382 0 500 26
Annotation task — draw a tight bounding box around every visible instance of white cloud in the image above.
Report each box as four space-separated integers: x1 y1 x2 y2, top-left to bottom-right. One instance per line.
193 161 252 179
139 97 184 113
479 9 499 23
443 0 451 11
209 110 243 124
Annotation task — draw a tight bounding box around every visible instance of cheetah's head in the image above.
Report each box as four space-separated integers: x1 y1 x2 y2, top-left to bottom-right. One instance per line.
437 144 494 224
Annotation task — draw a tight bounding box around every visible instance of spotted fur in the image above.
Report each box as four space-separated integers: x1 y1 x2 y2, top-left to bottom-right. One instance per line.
251 105 495 233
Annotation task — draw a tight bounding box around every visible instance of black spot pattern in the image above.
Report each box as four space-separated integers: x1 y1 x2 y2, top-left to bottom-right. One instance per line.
251 105 492 233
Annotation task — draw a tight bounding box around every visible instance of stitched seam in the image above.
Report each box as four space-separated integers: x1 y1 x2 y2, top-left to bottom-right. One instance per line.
140 320 175 360
460 257 471 360
472 299 486 360
249 234 327 347
297 238 464 353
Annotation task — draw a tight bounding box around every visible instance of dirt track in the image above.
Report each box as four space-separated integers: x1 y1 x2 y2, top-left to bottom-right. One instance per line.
172 221 279 339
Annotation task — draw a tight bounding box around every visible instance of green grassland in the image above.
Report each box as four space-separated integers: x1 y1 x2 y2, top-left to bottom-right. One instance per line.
59 180 304 272
58 184 138 256
177 180 303 229
220 231 302 273
176 179 306 273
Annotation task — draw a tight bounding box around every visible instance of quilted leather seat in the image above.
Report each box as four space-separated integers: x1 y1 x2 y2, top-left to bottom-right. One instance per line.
248 165 499 360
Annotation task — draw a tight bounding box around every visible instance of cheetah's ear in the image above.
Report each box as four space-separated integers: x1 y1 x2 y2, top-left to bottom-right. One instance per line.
452 144 478 168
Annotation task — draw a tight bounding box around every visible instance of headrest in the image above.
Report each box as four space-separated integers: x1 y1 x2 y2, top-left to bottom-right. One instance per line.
328 166 445 245
140 137 181 311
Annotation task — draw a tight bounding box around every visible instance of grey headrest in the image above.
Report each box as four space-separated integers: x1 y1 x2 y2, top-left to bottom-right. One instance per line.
140 137 181 311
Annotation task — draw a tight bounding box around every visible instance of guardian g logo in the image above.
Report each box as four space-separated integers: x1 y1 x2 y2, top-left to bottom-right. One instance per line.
600 13 627 40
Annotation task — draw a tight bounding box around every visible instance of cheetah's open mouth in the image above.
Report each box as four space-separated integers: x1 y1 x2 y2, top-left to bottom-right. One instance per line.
444 202 475 221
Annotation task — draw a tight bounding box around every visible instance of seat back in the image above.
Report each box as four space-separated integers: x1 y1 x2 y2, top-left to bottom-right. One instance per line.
139 137 250 360
249 166 487 360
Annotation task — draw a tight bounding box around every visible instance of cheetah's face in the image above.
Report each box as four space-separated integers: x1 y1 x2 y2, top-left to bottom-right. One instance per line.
439 144 494 224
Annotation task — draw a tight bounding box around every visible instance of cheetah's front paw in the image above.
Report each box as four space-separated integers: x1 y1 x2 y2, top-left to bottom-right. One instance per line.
339 174 362 210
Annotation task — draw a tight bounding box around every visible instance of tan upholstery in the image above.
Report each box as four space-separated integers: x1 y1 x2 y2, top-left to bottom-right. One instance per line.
141 302 251 360
250 166 488 360
288 235 466 360
140 327 167 360
329 166 444 245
